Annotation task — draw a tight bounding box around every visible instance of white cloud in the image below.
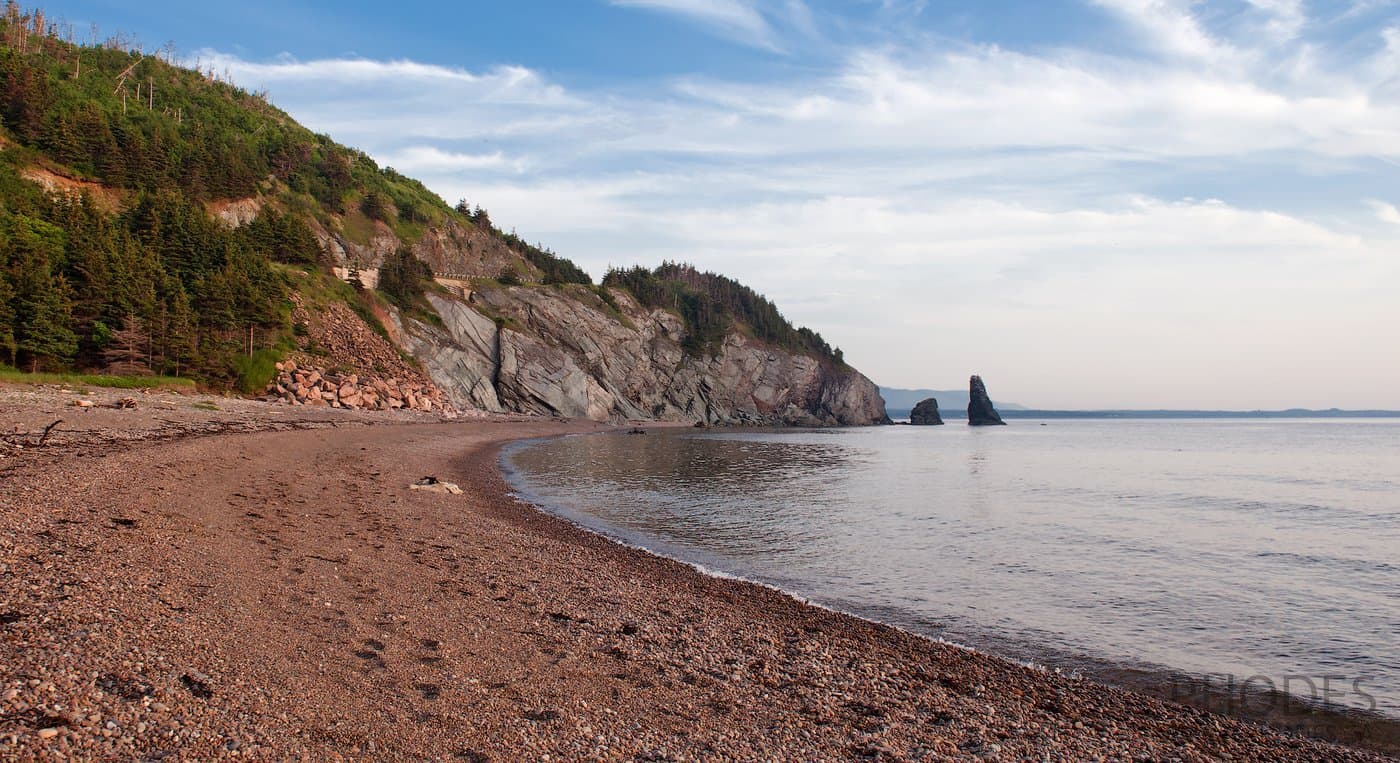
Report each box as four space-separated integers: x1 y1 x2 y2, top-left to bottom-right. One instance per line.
1339 0 1399 21
1089 0 1242 65
377 146 523 174
1368 199 1400 225
609 0 781 50
663 47 1399 162
200 51 577 107
1245 0 1306 43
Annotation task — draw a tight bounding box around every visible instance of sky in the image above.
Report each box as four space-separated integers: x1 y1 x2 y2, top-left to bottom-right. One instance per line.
47 0 1400 409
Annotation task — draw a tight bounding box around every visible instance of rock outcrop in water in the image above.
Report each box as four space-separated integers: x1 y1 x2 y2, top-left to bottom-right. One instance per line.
391 286 889 426
967 375 1007 426
910 398 944 425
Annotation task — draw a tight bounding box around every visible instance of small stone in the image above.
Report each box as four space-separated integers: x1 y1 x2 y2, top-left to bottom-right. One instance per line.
37 728 59 740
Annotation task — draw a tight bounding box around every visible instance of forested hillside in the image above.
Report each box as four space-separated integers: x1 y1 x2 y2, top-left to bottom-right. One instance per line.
0 2 848 397
602 263 844 363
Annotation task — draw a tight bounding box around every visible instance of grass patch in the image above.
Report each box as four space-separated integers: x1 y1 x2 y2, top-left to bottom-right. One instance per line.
230 349 282 395
0 366 197 391
192 401 220 411
339 207 376 246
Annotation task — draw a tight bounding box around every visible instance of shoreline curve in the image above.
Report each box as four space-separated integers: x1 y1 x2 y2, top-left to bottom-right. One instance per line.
0 401 1392 760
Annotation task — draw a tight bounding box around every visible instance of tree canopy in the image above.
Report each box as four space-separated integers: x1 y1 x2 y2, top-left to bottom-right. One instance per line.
602 263 844 364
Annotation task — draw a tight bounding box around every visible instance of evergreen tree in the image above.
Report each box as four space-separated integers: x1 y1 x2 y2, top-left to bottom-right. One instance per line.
0 270 16 365
377 247 431 310
3 214 77 370
15 272 77 370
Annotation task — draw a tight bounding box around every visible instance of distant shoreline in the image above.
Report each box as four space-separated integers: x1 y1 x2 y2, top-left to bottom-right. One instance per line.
887 409 1400 420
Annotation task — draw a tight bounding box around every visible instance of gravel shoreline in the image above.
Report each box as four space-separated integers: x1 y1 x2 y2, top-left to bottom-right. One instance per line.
0 386 1392 761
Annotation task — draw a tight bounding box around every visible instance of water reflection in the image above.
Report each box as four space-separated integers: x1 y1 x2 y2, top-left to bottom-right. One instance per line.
505 421 1400 719
514 432 866 561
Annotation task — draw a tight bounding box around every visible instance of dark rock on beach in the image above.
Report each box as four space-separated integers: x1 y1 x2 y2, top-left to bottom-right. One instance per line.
910 398 944 425
967 375 1006 426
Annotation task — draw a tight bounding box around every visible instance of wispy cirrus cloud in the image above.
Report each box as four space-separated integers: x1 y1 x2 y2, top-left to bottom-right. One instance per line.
1089 0 1241 64
608 0 783 50
202 53 576 105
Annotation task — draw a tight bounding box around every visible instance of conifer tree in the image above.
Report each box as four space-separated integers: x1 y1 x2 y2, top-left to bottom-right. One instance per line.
0 271 16 366
15 272 77 370
3 214 77 370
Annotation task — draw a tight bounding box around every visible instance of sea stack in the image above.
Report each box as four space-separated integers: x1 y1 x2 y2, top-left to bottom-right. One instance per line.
967 375 1007 426
910 398 944 425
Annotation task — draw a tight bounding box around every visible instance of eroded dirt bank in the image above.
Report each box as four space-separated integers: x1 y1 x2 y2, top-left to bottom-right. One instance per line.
0 391 1390 761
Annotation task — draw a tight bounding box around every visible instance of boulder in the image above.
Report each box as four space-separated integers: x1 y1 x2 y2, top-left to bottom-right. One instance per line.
967 375 1006 426
910 398 944 425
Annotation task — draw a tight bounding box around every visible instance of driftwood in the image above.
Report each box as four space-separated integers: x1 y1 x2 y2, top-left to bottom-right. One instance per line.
37 419 62 446
0 419 63 451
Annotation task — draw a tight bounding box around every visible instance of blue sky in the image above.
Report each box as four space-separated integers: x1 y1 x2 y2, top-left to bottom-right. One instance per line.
47 0 1400 408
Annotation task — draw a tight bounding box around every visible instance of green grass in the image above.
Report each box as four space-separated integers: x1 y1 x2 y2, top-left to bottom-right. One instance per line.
0 366 197 391
192 401 220 411
230 349 283 395
339 206 377 246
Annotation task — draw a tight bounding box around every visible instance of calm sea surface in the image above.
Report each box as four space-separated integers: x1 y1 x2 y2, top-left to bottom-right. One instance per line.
503 420 1400 718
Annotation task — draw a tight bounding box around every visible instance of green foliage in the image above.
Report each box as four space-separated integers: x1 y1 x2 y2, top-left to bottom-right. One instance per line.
0 14 456 223
498 230 591 285
90 318 111 347
455 199 591 286
378 247 433 312
0 268 15 363
594 285 619 313
0 9 416 385
359 190 391 222
603 262 845 363
2 211 77 368
243 209 322 265
0 156 286 378
230 347 280 394
0 364 196 389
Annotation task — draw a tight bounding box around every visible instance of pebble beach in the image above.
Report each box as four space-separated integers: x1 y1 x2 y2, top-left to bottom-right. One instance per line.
0 385 1391 761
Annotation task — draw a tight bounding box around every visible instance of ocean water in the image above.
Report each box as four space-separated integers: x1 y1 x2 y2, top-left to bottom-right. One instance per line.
503 420 1400 719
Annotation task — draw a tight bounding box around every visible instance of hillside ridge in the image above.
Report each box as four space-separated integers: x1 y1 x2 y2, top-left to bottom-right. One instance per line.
0 5 887 425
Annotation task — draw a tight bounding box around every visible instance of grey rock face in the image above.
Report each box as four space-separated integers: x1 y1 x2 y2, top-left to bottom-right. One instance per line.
967 375 1006 426
394 286 888 426
910 398 944 425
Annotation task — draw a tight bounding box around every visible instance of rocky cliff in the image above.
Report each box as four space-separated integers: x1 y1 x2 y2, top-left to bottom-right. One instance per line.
309 215 526 280
390 285 888 426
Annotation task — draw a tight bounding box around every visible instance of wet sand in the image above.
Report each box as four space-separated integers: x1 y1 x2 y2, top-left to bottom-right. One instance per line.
0 389 1392 761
